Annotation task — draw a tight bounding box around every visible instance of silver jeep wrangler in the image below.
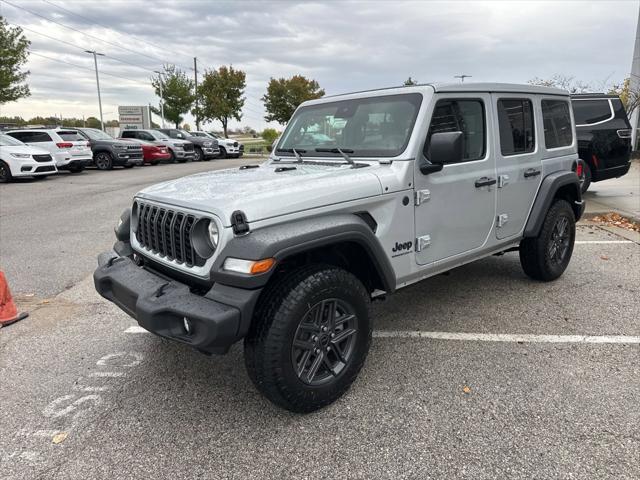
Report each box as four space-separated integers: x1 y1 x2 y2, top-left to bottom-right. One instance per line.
95 83 584 413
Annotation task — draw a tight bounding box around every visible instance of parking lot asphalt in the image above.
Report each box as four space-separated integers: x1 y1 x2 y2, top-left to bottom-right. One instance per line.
1 162 639 479
584 160 640 221
0 157 258 296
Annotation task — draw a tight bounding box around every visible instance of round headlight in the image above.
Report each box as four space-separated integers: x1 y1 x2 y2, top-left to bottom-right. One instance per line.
208 221 219 248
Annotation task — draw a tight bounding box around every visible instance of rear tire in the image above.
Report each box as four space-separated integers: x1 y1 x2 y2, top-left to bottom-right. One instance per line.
0 161 13 183
244 265 371 413
123 164 134 169
94 152 113 170
520 199 575 281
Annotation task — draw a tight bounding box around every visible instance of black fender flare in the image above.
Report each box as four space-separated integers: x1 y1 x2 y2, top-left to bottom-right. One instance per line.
524 171 584 237
210 213 396 293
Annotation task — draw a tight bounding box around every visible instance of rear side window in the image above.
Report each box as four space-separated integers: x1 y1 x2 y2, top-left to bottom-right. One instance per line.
497 99 535 156
9 131 52 143
57 131 85 141
572 100 612 125
541 100 572 149
121 131 134 138
428 99 486 162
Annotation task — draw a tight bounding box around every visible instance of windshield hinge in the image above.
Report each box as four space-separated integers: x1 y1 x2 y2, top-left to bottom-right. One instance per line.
415 189 431 206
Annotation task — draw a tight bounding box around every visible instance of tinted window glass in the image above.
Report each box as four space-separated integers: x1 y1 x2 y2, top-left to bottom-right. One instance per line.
427 99 485 161
541 100 572 149
121 131 134 138
278 93 422 158
572 100 612 125
11 131 52 143
57 131 85 141
497 99 535 155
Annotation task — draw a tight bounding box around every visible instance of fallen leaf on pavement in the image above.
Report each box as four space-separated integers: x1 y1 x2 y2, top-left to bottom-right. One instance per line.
600 255 609 261
52 432 68 444
462 386 471 394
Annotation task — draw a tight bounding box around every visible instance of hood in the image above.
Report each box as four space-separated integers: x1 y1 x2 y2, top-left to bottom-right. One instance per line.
0 145 51 156
136 162 383 226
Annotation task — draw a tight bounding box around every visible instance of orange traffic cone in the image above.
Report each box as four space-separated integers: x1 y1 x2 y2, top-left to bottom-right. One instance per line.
0 271 28 328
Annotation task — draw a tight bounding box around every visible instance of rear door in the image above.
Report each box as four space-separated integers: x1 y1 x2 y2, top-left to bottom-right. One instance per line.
414 93 496 265
493 95 542 240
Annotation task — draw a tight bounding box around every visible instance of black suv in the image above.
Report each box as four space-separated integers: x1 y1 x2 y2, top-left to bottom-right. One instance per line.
571 94 632 192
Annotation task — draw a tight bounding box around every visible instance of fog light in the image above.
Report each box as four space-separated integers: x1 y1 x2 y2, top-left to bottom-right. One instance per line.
183 316 192 334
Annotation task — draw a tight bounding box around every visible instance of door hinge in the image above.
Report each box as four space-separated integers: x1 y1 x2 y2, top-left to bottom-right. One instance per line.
496 214 509 228
414 189 431 206
415 235 431 252
498 174 510 188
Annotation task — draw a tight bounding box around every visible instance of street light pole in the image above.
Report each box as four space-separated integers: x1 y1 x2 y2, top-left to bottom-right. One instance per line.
85 50 105 131
154 70 166 128
454 74 472 83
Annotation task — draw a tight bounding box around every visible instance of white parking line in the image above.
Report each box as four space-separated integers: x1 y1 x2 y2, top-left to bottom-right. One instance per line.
575 240 634 244
373 331 640 344
124 326 639 344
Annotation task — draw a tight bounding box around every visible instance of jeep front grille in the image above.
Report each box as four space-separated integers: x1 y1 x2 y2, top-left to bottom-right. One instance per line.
134 201 205 267
33 154 53 162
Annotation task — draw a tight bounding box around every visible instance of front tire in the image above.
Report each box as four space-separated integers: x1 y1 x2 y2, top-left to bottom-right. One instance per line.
0 161 13 183
194 147 203 162
520 199 575 281
94 152 113 170
218 147 227 159
244 265 371 413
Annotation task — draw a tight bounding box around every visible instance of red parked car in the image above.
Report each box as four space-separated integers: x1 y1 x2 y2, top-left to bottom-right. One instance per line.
119 138 171 165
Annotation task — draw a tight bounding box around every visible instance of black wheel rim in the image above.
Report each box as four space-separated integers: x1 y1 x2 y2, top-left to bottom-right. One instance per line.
96 154 110 169
548 216 571 264
0 164 8 181
291 298 358 386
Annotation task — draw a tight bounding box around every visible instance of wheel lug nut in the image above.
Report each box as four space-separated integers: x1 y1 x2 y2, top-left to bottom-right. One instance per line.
330 333 335 338
314 348 320 354
326 346 331 352
322 326 328 332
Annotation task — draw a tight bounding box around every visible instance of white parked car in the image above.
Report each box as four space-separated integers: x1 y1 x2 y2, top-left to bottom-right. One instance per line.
5 128 93 173
191 131 243 158
0 133 58 183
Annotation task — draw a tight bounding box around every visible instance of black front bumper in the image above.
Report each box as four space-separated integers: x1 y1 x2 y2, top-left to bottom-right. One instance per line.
94 252 252 354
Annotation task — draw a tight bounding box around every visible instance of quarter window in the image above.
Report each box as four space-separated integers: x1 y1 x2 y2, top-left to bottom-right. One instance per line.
497 99 535 156
572 99 612 125
427 99 486 162
541 100 572 148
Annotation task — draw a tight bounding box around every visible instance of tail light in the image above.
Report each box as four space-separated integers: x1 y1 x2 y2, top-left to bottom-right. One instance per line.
591 154 599 168
576 161 583 177
56 142 73 149
85 141 91 147
617 129 632 139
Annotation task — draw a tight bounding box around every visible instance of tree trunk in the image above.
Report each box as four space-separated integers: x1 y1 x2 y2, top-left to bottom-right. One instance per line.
222 117 228 138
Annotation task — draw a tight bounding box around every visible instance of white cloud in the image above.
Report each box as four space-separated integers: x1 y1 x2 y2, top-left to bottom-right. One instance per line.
1 0 637 130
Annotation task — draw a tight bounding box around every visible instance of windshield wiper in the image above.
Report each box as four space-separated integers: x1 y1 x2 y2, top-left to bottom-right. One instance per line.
315 148 355 167
275 148 307 163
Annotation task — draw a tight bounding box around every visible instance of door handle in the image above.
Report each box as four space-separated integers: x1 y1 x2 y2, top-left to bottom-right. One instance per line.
475 177 497 188
524 168 541 178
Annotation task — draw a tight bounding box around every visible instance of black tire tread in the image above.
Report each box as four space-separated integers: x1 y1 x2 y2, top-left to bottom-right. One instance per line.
244 264 371 413
520 199 575 281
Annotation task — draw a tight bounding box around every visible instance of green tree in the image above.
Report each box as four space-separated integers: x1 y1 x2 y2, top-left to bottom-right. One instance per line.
404 76 418 86
85 116 101 128
261 128 279 144
0 17 31 104
151 65 194 128
199 65 246 137
262 75 325 124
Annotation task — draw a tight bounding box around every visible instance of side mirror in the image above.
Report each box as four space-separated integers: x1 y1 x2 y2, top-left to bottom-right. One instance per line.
177 133 184 138
421 131 464 174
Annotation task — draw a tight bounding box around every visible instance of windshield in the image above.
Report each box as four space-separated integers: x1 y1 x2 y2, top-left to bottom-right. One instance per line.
277 93 422 158
178 130 191 137
150 130 169 140
82 128 112 140
0 134 24 146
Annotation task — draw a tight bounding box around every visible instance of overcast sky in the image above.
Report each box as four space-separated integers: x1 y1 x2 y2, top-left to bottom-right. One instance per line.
1 0 638 131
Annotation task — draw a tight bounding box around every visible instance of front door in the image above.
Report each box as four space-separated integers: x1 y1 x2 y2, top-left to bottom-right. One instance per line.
414 93 496 265
492 95 543 239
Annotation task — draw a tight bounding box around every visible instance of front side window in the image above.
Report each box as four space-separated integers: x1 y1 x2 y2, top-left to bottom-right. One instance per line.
541 100 572 149
497 99 535 156
150 130 169 140
427 99 486 162
572 99 612 125
278 93 422 158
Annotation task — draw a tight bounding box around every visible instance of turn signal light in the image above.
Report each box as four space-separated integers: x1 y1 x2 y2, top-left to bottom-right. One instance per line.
223 257 276 275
